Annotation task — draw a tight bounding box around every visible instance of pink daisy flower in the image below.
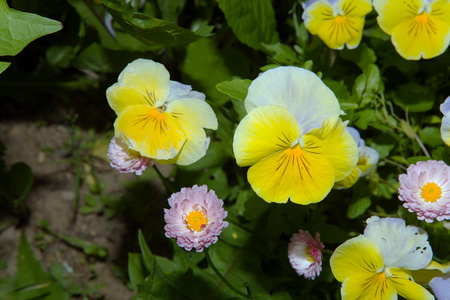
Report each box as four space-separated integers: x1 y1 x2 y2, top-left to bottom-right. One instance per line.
107 137 154 175
398 160 450 223
164 185 228 252
288 230 324 279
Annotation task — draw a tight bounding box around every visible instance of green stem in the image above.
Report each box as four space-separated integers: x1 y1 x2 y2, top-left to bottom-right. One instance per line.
152 164 176 193
204 248 251 299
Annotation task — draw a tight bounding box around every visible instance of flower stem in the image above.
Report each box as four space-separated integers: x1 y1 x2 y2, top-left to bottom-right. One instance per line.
204 248 251 299
152 164 176 194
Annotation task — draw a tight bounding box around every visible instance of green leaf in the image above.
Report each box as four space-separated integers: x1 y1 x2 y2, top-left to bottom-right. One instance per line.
9 162 33 206
340 43 377 70
182 38 248 104
216 79 251 101
419 126 444 147
0 0 62 57
67 0 118 49
217 0 279 50
103 0 204 46
72 43 151 73
406 156 433 165
157 0 186 22
243 190 269 221
138 230 156 274
128 253 148 291
262 43 301 65
347 197 372 219
392 83 435 112
16 231 50 288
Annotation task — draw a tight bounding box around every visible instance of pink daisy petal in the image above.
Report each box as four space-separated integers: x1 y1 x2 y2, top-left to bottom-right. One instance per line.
398 160 450 223
107 137 154 175
164 185 228 252
288 230 324 279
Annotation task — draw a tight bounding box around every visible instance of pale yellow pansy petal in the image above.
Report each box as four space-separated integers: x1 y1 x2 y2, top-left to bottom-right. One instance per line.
233 105 300 167
373 0 424 34
358 146 380 176
244 67 341 135
341 272 397 300
304 118 358 182
410 261 448 284
247 143 335 204
107 59 171 115
391 10 450 59
166 98 218 130
330 236 384 282
334 167 362 189
389 268 435 300
158 117 210 166
114 105 186 160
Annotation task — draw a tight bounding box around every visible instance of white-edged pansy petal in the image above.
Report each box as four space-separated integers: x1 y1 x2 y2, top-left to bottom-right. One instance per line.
167 81 206 103
233 105 300 167
107 59 171 114
166 98 218 131
114 105 186 160
364 217 433 270
244 67 341 135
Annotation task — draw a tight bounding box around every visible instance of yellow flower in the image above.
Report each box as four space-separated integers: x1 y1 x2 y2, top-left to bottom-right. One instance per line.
373 0 450 60
106 59 218 165
330 217 434 300
233 67 358 205
302 0 373 50
334 127 379 189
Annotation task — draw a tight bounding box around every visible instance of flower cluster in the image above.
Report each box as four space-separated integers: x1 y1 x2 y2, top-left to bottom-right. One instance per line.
301 0 450 60
106 58 218 174
331 217 435 299
233 66 358 205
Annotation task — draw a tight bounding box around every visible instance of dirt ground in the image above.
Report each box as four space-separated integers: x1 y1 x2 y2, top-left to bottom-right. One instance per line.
0 121 172 299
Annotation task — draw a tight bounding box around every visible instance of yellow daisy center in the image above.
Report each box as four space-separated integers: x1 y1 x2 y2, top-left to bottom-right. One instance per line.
186 210 208 232
421 182 441 203
304 246 315 263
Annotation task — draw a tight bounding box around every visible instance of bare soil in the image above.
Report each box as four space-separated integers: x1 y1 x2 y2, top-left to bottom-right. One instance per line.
0 121 172 299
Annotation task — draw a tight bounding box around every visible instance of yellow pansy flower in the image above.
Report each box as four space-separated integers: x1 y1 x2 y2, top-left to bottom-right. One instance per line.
373 0 450 60
106 59 218 166
334 127 379 189
233 66 358 205
302 0 373 50
331 217 434 300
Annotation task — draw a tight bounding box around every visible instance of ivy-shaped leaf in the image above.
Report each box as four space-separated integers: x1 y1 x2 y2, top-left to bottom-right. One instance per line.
0 0 62 72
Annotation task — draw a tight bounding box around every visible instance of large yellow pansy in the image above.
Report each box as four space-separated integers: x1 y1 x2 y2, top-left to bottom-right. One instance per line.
331 236 434 300
373 0 450 59
107 59 218 165
233 67 358 204
302 0 372 50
